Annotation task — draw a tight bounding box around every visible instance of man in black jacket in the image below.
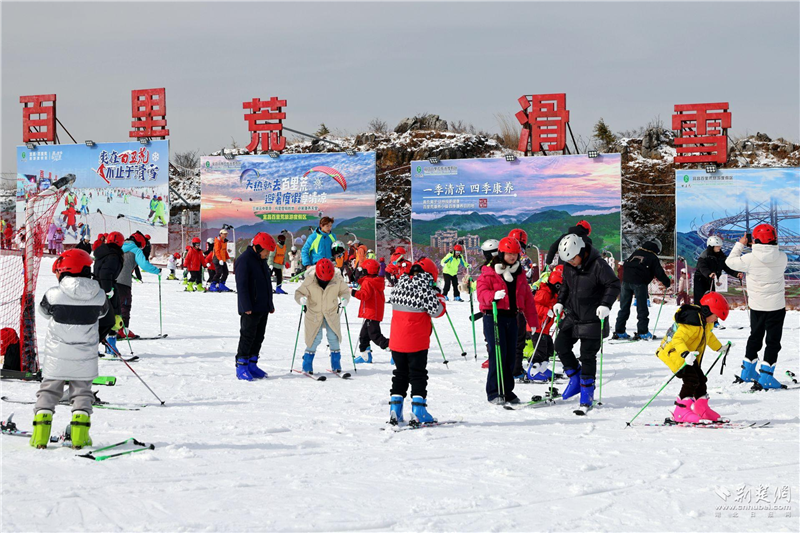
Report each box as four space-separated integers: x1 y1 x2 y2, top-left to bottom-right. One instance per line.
613 239 671 340
234 232 276 381
92 231 125 354
694 235 741 305
552 234 620 414
545 220 593 266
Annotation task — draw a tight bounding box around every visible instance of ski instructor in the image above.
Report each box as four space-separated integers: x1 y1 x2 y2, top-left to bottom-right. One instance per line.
234 232 276 381
301 216 336 268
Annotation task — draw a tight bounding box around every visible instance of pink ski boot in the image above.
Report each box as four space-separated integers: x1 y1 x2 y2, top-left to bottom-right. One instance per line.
692 395 721 422
672 397 702 423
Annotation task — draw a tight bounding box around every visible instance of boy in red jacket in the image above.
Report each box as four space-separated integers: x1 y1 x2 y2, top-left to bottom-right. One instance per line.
387 258 446 425
527 265 563 381
352 259 389 364
184 238 205 292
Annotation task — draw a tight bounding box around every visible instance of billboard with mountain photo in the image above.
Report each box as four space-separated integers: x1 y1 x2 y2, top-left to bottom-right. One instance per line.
410 154 622 270
200 152 376 257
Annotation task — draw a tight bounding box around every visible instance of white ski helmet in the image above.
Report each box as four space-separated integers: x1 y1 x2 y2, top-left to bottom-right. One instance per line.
291 246 297 253
558 234 586 262
652 237 663 254
707 235 723 247
332 240 346 256
481 239 499 261
207 238 214 244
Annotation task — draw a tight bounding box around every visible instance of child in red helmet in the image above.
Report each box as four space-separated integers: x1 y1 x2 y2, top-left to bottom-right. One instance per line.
656 292 731 423
167 252 180 280
352 258 389 363
527 264 564 381
30 249 109 449
387 257 446 425
184 238 205 292
294 258 350 375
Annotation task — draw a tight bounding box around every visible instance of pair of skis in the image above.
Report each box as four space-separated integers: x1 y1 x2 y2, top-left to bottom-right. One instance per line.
291 369 352 381
1 396 145 411
382 420 463 432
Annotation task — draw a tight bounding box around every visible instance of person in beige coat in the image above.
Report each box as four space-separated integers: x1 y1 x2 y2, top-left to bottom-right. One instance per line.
294 258 350 374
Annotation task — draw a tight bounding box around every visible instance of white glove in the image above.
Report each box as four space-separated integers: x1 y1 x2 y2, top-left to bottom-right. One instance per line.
553 303 564 316
683 351 699 366
547 309 554 318
206 263 211 268
721 342 734 352
341 297 350 307
493 290 506 300
299 296 308 306
596 305 610 320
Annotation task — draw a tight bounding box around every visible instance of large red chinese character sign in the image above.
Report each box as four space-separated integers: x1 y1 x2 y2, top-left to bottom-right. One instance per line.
516 94 569 154
130 88 169 139
20 94 57 143
243 97 287 152
672 102 730 164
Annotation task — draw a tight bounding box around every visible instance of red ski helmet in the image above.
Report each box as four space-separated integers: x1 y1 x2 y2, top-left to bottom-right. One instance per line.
508 228 528 247
131 233 147 249
453 244 464 252
413 257 438 282
52 249 92 278
379 257 385 262
361 258 380 276
315 258 335 281
498 237 522 255
577 220 592 235
191 237 201 244
700 292 729 321
144 234 151 241
752 224 777 245
395 246 406 255
173 252 181 259
98 233 107 241
106 232 125 247
253 232 276 252
548 264 564 285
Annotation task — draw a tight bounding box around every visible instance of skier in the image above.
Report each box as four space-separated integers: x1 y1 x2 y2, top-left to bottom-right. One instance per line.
387 258 446 424
352 239 368 271
205 238 215 283
268 233 289 295
476 237 538 404
367 248 376 260
115 232 161 339
209 229 233 292
151 196 168 226
440 244 469 301
148 195 158 220
332 240 348 276
545 220 593 266
80 193 89 215
477 238 500 369
378 257 386 277
294 258 350 375
612 238 671 340
553 234 621 414
301 216 336 268
288 245 301 278
234 233 276 381
53 227 65 255
46 222 58 255
656 292 730 422
92 231 125 354
725 225 789 388
31 249 108 449
92 234 106 253
167 252 179 280
507 228 534 380
693 235 741 305
76 236 92 255
527 264 564 381
386 246 411 286
352 258 390 363
676 269 690 306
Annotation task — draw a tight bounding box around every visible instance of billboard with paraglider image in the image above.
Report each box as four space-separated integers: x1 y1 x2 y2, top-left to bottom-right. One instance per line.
200 152 377 258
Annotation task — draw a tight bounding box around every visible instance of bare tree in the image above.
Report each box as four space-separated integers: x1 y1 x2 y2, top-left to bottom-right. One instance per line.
368 118 388 134
494 113 520 150
172 150 200 172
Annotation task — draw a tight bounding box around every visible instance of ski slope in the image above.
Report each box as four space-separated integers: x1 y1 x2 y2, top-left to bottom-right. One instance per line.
2 258 798 532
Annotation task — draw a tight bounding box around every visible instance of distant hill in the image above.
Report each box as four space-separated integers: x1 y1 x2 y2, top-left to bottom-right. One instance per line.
411 211 503 240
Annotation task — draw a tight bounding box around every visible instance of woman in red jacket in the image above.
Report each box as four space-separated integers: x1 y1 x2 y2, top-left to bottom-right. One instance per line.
352 259 389 363
476 237 538 404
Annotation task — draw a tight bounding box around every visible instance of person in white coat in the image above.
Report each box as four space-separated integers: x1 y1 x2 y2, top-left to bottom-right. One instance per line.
31 249 109 448
725 224 788 389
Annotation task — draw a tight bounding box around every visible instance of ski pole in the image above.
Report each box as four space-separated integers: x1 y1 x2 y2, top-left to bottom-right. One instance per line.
431 323 448 368
626 361 687 427
158 273 163 337
491 302 504 399
289 305 304 372
652 295 665 337
341 300 357 373
548 316 561 400
468 277 477 360
598 317 605 406
444 310 466 358
704 341 732 377
122 325 134 355
741 274 750 318
525 315 553 378
102 339 165 405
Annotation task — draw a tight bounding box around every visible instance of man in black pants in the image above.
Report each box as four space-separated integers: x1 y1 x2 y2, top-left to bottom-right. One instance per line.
693 235 741 304
234 233 276 381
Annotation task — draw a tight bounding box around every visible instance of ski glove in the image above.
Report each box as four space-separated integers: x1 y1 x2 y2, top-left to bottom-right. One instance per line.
493 290 506 300
553 303 564 317
721 342 734 351
113 315 125 331
299 296 308 306
683 351 699 366
596 305 611 320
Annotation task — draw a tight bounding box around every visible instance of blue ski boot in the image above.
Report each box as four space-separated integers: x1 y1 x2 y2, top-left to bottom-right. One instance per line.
757 364 783 389
390 355 395 365
611 332 631 340
634 332 654 341
236 357 254 381
740 358 760 382
218 283 233 292
411 396 436 424
454 296 463 302
274 285 287 295
302 351 315 374
208 282 218 292
389 395 404 424
354 348 373 364
562 366 582 400
579 377 595 407
444 296 449 301
104 336 118 355
330 350 342 372
248 356 268 379
528 362 553 382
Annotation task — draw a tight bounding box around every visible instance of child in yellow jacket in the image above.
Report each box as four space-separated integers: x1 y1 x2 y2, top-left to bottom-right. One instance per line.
656 292 731 423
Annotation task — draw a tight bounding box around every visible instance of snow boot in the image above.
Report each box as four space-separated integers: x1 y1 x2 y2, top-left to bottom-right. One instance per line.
757 363 783 389
302 351 315 374
612 332 631 340
274 285 287 295
528 361 552 382
248 356 268 379
454 296 463 302
444 296 449 301
561 366 582 400
410 396 436 424
579 377 595 408
634 332 654 341
30 410 53 449
167 274 177 280
104 336 118 355
236 357 254 381
692 395 721 422
739 358 760 382
354 348 373 364
208 282 219 292
184 282 195 292
330 350 342 372
389 395 404 424
70 411 92 449
672 397 702 423
218 283 233 292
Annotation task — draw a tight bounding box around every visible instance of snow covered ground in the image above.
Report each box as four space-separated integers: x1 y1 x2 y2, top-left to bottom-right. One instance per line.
2 258 799 532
